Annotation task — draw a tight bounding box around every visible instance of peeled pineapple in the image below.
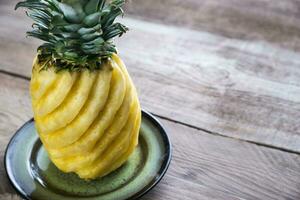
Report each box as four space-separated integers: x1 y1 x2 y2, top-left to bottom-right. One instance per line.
16 0 141 179
30 54 141 179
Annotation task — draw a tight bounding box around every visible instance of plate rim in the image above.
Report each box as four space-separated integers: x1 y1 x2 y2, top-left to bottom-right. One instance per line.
4 109 172 200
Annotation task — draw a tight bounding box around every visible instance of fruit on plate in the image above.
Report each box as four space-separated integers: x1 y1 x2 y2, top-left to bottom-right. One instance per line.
15 0 141 179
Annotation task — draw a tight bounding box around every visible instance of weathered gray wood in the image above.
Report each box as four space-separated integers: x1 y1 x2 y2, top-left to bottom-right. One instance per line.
1 73 300 200
0 194 21 200
0 3 39 75
119 18 300 152
125 0 300 51
1 2 300 152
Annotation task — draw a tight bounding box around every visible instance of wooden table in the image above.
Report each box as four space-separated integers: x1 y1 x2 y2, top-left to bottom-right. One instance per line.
1 0 300 199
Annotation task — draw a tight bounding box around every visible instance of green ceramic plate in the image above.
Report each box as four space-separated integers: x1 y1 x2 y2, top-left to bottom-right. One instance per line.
4 110 172 200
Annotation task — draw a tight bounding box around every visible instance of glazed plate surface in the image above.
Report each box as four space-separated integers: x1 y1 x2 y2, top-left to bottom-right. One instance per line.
5 110 172 200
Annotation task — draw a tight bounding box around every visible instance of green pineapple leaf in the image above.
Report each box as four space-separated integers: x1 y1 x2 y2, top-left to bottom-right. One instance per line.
15 0 128 71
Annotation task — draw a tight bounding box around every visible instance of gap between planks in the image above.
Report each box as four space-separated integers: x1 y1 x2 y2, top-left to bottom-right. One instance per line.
0 69 299 156
152 113 300 155
0 69 30 81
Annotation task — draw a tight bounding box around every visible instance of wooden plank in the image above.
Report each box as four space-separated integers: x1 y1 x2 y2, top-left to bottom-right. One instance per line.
5 0 300 49
0 194 20 200
1 1 300 152
0 3 39 76
1 73 300 199
119 19 300 152
124 0 300 50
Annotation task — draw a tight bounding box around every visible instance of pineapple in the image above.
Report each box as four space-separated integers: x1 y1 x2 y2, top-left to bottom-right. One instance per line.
16 0 141 179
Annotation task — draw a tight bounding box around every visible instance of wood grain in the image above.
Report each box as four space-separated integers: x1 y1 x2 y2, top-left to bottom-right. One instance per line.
125 0 300 51
0 194 21 200
0 1 300 152
0 73 300 200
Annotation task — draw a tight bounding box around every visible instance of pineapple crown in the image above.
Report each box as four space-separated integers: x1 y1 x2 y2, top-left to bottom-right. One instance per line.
15 0 128 71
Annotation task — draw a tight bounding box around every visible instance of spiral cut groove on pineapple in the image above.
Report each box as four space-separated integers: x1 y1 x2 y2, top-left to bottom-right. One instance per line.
30 54 141 179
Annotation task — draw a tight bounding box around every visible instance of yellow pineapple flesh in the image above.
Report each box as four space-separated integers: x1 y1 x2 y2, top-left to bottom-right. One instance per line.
31 54 141 179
